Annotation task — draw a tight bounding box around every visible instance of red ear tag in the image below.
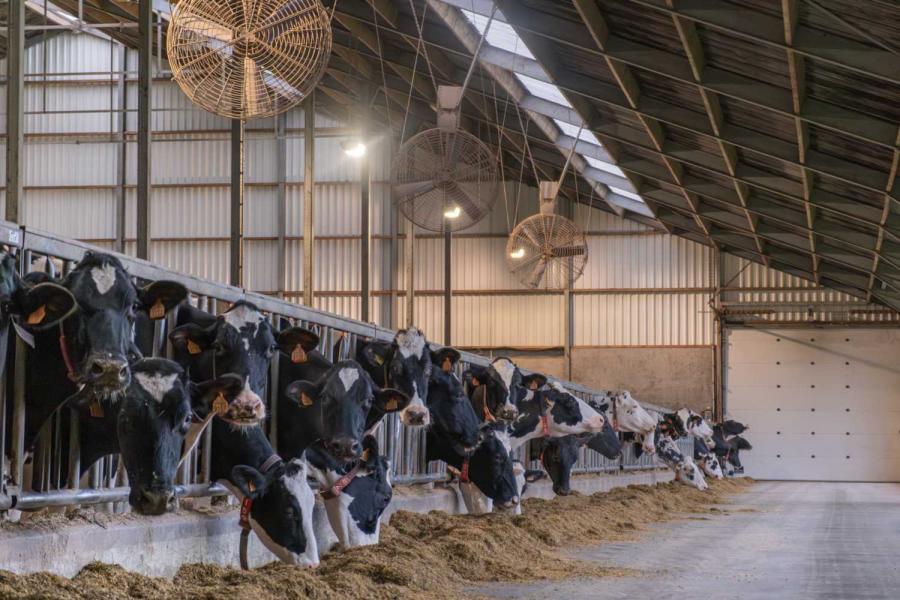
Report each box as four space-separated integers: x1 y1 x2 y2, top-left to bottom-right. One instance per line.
149 298 165 320
187 339 202 355
27 305 47 326
291 344 307 364
90 400 105 419
212 392 228 415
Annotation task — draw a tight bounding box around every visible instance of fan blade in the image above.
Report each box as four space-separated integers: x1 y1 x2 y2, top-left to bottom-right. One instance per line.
550 245 586 258
243 57 262 115
527 258 548 288
445 182 482 222
394 180 437 199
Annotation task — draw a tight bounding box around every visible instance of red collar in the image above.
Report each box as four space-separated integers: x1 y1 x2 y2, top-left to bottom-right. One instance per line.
322 463 362 500
460 458 471 483
540 414 550 437
238 454 282 529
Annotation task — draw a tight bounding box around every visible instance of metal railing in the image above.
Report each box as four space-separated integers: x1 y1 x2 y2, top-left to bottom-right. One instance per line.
0 222 673 512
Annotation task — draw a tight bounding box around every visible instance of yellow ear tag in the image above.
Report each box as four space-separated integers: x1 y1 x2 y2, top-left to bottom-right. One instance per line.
373 353 385 366
149 298 166 320
361 449 371 462
291 344 307 364
472 376 480 386
442 358 452 372
26 305 47 326
300 393 314 407
385 397 398 411
212 392 228 415
187 339 202 355
90 399 105 418
248 480 256 493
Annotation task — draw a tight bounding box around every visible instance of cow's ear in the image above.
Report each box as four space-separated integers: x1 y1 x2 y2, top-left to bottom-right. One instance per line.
188 374 243 416
361 434 379 465
431 347 461 373
374 388 410 414
139 280 188 320
359 341 391 370
522 373 547 391
18 282 78 330
231 466 267 499
170 323 215 355
277 327 319 363
285 380 320 408
463 366 486 396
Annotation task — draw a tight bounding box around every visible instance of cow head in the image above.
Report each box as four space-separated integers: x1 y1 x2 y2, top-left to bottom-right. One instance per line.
170 301 300 423
733 435 752 451
285 361 408 461
677 408 715 448
306 434 392 548
57 253 186 402
464 357 523 422
426 360 482 456
358 327 432 427
659 412 688 439
722 419 749 436
231 458 319 567
586 418 623 459
464 423 520 510
507 381 605 450
699 455 724 480
607 391 657 436
677 456 709 490
540 436 581 496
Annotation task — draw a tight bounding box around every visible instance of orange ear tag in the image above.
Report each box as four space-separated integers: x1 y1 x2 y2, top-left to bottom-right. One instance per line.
149 298 166 320
442 358 452 372
385 397 398 411
212 392 228 415
26 305 47 326
248 480 256 493
187 339 202 355
361 449 371 462
300 393 314 407
291 344 307 364
90 399 105 419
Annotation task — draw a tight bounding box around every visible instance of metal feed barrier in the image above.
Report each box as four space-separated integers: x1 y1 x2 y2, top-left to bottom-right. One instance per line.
0 222 676 513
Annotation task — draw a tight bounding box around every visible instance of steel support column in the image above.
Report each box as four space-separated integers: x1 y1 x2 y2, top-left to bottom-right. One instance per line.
5 0 25 223
444 230 452 345
303 95 316 307
136 0 153 259
405 219 415 327
230 120 244 287
360 89 371 322
276 113 287 298
115 45 128 253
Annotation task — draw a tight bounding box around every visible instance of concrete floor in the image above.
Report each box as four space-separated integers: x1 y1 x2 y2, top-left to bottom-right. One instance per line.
476 481 900 600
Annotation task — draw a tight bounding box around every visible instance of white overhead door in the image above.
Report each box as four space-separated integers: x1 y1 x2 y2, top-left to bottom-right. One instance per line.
726 328 900 482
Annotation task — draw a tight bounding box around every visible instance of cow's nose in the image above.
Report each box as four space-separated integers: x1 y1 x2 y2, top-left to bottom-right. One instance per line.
86 355 129 384
327 437 362 460
497 405 518 421
401 405 430 427
136 489 174 515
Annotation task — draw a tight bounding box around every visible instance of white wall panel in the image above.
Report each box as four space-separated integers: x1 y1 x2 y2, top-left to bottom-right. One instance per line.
314 239 360 292
151 241 229 282
244 240 278 292
453 294 564 348
26 142 117 186
149 188 228 237
24 189 116 239
574 293 713 346
245 188 278 237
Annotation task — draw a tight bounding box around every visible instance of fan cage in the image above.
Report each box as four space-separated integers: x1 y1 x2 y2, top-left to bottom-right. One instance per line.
506 214 589 290
167 0 332 120
391 128 499 233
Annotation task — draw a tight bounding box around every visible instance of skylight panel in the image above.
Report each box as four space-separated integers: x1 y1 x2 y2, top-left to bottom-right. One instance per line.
584 156 626 178
554 119 602 146
610 187 645 203
516 74 572 108
461 10 535 59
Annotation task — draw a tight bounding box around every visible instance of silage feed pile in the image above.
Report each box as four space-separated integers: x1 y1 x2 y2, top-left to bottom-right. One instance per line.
0 478 753 600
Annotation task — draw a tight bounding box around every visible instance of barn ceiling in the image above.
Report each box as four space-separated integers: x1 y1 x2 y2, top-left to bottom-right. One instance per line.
6 0 900 312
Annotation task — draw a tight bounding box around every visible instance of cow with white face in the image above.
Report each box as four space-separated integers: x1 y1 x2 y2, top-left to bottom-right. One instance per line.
655 432 709 491
464 357 524 422
693 436 724 480
506 381 606 451
357 327 432 427
676 408 715 448
589 390 658 454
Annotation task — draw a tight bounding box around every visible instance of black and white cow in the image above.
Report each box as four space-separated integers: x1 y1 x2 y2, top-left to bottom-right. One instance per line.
464 357 524 422
507 381 607 451
305 434 392 548
117 360 254 514
14 252 185 487
537 418 623 497
693 436 724 480
712 420 752 476
653 420 708 490
357 327 433 427
589 390 658 455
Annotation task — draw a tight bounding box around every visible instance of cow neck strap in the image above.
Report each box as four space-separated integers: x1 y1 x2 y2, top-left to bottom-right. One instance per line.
460 458 470 483
540 414 550 437
321 462 362 500
238 454 283 571
58 322 79 383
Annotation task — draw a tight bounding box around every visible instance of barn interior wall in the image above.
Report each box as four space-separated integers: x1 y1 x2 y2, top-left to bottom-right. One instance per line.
8 33 891 407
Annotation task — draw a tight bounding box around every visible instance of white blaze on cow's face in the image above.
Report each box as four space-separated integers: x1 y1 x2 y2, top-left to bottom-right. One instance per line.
133 372 179 403
490 358 520 420
223 304 264 351
393 327 431 427
90 264 118 295
678 408 715 445
614 391 658 435
677 456 709 491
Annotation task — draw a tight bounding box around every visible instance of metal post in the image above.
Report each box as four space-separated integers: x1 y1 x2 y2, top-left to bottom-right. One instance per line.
303 95 315 307
136 0 153 259
230 119 244 287
443 230 451 345
115 45 128 253
715 248 727 421
360 95 371 323
564 199 575 380
276 113 287 298
5 0 25 223
405 219 414 327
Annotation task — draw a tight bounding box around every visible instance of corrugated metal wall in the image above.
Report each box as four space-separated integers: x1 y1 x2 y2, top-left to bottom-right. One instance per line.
14 33 890 355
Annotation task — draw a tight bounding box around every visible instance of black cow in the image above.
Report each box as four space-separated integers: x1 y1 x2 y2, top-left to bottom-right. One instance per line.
537 415 623 496
464 357 525 422
13 252 185 486
305 434 392 548
118 360 249 515
357 327 433 427
693 436 724 480
283 360 409 461
507 381 606 451
712 420 752 475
